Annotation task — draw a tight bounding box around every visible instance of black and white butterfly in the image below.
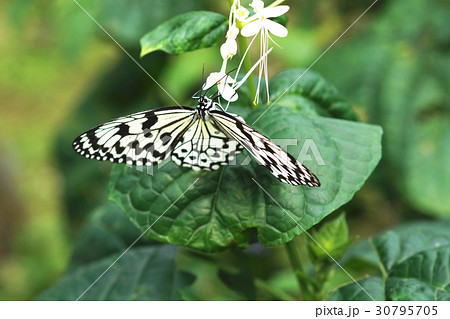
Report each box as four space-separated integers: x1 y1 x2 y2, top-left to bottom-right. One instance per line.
72 95 320 187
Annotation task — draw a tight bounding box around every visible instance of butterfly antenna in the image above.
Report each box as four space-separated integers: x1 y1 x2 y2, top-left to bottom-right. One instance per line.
202 63 205 85
195 63 206 99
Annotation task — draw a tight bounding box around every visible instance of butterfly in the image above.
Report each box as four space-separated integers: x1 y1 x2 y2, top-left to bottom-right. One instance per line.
72 95 320 187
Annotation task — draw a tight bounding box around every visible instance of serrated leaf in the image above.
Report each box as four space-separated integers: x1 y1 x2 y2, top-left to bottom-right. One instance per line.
327 277 384 301
371 222 450 273
109 102 382 251
390 246 450 290
385 277 450 301
140 11 227 57
328 220 450 301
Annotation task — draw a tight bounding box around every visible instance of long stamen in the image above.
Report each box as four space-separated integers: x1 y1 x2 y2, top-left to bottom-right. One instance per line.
234 34 258 84
265 29 270 104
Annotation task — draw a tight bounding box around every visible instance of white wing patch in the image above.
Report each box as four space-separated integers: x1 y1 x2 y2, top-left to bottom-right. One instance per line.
72 107 195 166
210 111 320 187
171 118 242 171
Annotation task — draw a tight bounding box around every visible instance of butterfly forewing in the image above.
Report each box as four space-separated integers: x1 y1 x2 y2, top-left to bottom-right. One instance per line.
210 110 320 187
72 106 196 165
172 119 243 170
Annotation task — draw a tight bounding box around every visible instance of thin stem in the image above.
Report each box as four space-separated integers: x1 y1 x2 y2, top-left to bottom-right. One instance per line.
254 279 296 301
285 239 314 300
268 0 286 8
237 34 257 108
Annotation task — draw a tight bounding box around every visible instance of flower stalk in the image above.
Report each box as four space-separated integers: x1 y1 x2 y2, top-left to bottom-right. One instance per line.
285 237 317 300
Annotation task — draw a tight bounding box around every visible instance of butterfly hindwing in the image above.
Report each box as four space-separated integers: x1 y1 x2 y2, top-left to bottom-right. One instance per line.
72 106 196 165
171 118 243 170
210 110 320 187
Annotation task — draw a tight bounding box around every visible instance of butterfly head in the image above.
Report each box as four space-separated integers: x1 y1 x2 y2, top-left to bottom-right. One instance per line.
197 95 215 120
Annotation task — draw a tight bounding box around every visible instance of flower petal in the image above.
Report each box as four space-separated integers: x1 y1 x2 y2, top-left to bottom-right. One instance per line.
220 43 230 60
235 6 249 21
250 0 264 12
220 84 238 102
228 25 239 39
263 5 290 18
263 19 288 37
203 72 222 89
220 39 237 60
241 20 262 37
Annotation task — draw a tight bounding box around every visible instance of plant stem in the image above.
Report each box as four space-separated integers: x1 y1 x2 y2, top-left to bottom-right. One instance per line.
285 239 313 300
268 0 287 8
254 278 296 301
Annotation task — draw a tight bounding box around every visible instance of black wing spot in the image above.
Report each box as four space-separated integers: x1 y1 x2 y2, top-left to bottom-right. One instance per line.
143 114 158 130
160 132 172 145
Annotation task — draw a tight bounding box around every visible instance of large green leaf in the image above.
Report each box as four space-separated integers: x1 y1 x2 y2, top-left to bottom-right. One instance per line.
269 69 359 121
140 11 227 57
328 220 450 301
108 72 382 251
38 204 195 300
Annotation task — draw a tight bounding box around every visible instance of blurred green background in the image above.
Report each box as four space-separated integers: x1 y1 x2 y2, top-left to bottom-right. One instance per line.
0 0 448 300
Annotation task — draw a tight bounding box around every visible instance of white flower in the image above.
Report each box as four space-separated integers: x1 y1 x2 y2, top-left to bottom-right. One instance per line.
227 24 239 39
220 24 239 60
220 38 238 60
241 1 289 38
203 71 238 102
240 0 290 104
235 6 249 21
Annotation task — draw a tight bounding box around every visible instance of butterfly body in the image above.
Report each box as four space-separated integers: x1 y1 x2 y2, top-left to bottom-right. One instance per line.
73 96 320 187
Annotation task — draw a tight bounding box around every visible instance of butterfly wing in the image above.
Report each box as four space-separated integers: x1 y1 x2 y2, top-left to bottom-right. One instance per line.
171 118 243 171
72 106 196 165
210 110 320 187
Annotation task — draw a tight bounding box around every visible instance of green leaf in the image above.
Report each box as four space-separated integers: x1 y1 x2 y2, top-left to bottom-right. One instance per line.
269 69 359 121
109 101 382 251
309 213 356 261
386 277 450 301
38 204 195 300
69 203 156 270
371 222 450 273
140 11 227 57
38 245 195 300
328 220 450 301
327 277 384 301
